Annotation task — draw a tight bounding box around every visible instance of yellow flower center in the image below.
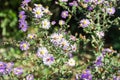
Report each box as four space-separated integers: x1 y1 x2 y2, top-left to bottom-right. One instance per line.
40 50 45 54
23 44 27 48
36 11 41 15
83 21 87 25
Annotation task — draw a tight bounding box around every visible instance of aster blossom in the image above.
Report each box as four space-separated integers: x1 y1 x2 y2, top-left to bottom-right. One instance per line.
13 68 23 76
80 19 90 28
0 62 6 74
106 7 115 15
61 11 68 19
41 19 51 29
19 11 28 32
26 74 34 80
95 56 103 66
33 4 44 18
43 54 55 66
69 1 78 6
21 0 31 8
20 41 30 51
80 69 92 80
37 47 48 58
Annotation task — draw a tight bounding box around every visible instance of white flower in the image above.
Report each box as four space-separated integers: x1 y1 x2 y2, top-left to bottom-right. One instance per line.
42 19 50 29
33 4 44 18
37 47 48 58
67 58 75 66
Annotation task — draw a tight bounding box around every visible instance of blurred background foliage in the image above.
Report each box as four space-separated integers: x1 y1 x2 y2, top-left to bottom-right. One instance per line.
0 0 120 51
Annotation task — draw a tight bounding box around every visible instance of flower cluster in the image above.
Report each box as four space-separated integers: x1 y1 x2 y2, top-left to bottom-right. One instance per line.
18 11 28 32
37 47 55 66
50 33 77 53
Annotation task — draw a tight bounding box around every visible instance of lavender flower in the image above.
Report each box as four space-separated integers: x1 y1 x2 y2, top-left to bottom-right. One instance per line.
21 0 31 8
106 7 115 15
19 21 28 32
61 11 68 19
95 56 103 66
70 35 76 41
87 6 93 11
102 48 113 55
0 62 6 74
80 69 92 80
26 74 34 80
19 11 26 20
92 0 104 4
69 1 78 6
43 54 55 66
79 19 90 28
96 31 104 38
6 62 14 74
37 47 48 58
19 11 28 32
13 68 23 76
51 21 56 25
20 41 30 51
84 0 92 3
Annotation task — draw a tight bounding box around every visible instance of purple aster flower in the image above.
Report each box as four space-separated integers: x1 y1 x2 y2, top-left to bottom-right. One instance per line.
19 11 28 32
69 1 78 7
0 68 6 75
87 6 94 11
80 69 92 80
79 19 90 28
92 0 104 4
21 0 31 8
20 41 30 51
95 56 103 66
0 62 6 74
43 54 55 66
13 68 23 76
113 76 120 80
84 0 91 3
70 35 76 41
26 74 34 80
102 48 113 55
19 21 28 32
96 31 104 38
6 62 14 74
0 62 6 69
51 21 56 25
106 7 115 15
19 11 26 20
61 11 69 19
